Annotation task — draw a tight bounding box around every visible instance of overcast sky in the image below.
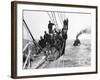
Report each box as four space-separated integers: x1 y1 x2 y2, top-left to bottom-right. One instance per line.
23 10 91 40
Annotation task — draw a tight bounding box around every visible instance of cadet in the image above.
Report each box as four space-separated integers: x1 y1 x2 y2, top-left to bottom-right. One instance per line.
62 19 69 40
44 31 51 45
63 18 68 30
38 36 46 48
48 20 55 34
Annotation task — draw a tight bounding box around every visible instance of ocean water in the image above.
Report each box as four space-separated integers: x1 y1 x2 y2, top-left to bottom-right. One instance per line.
43 39 91 68
23 39 91 69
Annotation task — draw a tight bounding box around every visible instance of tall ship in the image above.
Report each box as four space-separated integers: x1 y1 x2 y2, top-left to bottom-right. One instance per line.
23 12 68 69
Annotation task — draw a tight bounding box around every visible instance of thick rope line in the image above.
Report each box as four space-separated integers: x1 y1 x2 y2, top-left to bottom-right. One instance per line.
23 19 42 50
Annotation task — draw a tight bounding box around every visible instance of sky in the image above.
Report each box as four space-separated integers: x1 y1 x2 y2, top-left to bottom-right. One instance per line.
23 10 91 40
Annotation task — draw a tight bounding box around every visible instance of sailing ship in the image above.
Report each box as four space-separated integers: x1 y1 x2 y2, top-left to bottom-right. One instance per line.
23 12 68 69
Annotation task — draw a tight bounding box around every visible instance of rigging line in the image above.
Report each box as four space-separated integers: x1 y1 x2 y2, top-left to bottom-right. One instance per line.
23 19 35 41
51 11 56 25
63 13 66 21
59 13 64 26
54 12 58 28
59 13 63 25
52 12 56 24
61 13 64 22
58 13 63 27
48 12 53 21
53 12 59 28
51 12 58 28
61 13 63 25
47 12 53 23
23 19 42 50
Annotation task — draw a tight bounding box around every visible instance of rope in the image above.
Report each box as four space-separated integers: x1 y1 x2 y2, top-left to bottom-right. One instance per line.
23 50 31 69
53 12 58 28
23 19 42 50
51 11 56 25
58 13 63 27
60 13 64 24
47 11 54 23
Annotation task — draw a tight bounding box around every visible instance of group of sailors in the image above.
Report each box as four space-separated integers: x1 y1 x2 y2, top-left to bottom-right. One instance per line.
38 20 68 51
